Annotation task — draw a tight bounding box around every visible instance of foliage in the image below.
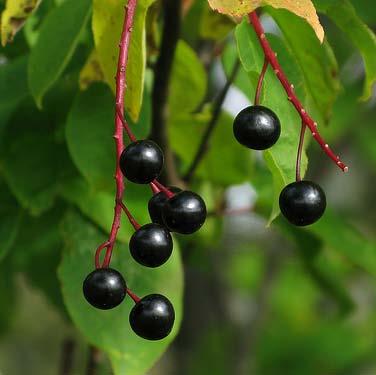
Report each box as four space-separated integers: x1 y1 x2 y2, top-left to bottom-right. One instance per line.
0 0 375 374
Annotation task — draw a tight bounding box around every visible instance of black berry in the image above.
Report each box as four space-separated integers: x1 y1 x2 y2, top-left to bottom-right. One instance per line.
129 223 173 268
83 268 126 310
279 180 326 226
120 140 164 184
148 187 182 225
162 191 206 234
129 294 175 341
233 105 281 150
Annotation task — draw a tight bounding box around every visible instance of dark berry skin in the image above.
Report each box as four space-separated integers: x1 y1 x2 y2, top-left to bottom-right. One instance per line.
162 191 206 234
129 294 175 341
83 268 126 310
148 187 182 225
129 223 173 268
233 105 281 150
279 181 326 226
120 140 164 184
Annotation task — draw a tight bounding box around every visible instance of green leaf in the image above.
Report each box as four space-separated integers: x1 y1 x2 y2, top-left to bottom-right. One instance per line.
0 129 60 216
28 0 91 107
169 111 254 186
0 180 23 262
0 56 28 112
199 4 234 41
66 83 115 191
308 210 376 277
66 83 152 191
60 177 152 243
169 40 207 115
313 0 376 100
277 219 354 315
58 210 183 375
92 0 155 122
9 203 67 314
0 56 28 139
267 8 341 123
235 20 307 222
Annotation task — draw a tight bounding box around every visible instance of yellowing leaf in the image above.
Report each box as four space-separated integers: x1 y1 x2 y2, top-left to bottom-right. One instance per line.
207 0 324 42
92 0 155 122
1 0 41 46
79 50 105 90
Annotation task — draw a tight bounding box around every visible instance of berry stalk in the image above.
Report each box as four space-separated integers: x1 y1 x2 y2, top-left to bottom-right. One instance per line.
254 57 268 105
296 122 307 182
248 12 348 173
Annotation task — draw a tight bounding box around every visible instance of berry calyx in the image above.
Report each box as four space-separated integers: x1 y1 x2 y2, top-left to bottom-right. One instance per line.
233 105 281 150
162 191 206 234
129 294 175 341
129 223 173 268
279 180 326 226
120 140 164 184
148 187 182 225
83 268 126 310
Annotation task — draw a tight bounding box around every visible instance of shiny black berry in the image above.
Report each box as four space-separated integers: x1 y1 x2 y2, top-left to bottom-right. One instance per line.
129 223 173 268
148 187 182 225
83 268 126 310
120 140 164 184
129 294 175 341
162 191 206 234
279 181 326 226
233 105 281 150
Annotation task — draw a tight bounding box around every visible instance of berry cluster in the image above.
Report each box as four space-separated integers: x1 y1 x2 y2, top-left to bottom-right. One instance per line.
233 105 325 226
83 139 207 340
80 2 207 342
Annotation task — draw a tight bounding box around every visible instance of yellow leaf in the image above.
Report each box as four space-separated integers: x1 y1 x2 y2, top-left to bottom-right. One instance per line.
207 0 324 42
92 0 155 122
1 0 41 46
79 50 105 90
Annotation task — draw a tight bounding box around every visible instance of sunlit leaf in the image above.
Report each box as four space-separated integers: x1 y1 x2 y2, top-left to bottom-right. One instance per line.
1 0 41 46
207 0 324 41
92 0 155 122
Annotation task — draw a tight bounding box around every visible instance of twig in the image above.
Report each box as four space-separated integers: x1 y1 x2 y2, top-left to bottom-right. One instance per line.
59 338 75 375
248 12 348 173
184 60 240 182
150 0 182 185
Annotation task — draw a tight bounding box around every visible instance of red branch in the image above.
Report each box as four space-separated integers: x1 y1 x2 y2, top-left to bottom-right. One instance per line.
100 0 138 268
248 12 348 173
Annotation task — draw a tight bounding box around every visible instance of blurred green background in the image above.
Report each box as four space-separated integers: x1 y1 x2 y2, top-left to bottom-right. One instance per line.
0 0 375 374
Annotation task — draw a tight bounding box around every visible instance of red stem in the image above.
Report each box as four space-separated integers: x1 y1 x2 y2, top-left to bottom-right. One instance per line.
150 181 161 194
248 12 348 173
101 0 138 268
119 201 141 230
254 57 269 105
152 180 175 198
115 104 137 143
127 288 141 303
296 122 306 182
95 241 110 269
